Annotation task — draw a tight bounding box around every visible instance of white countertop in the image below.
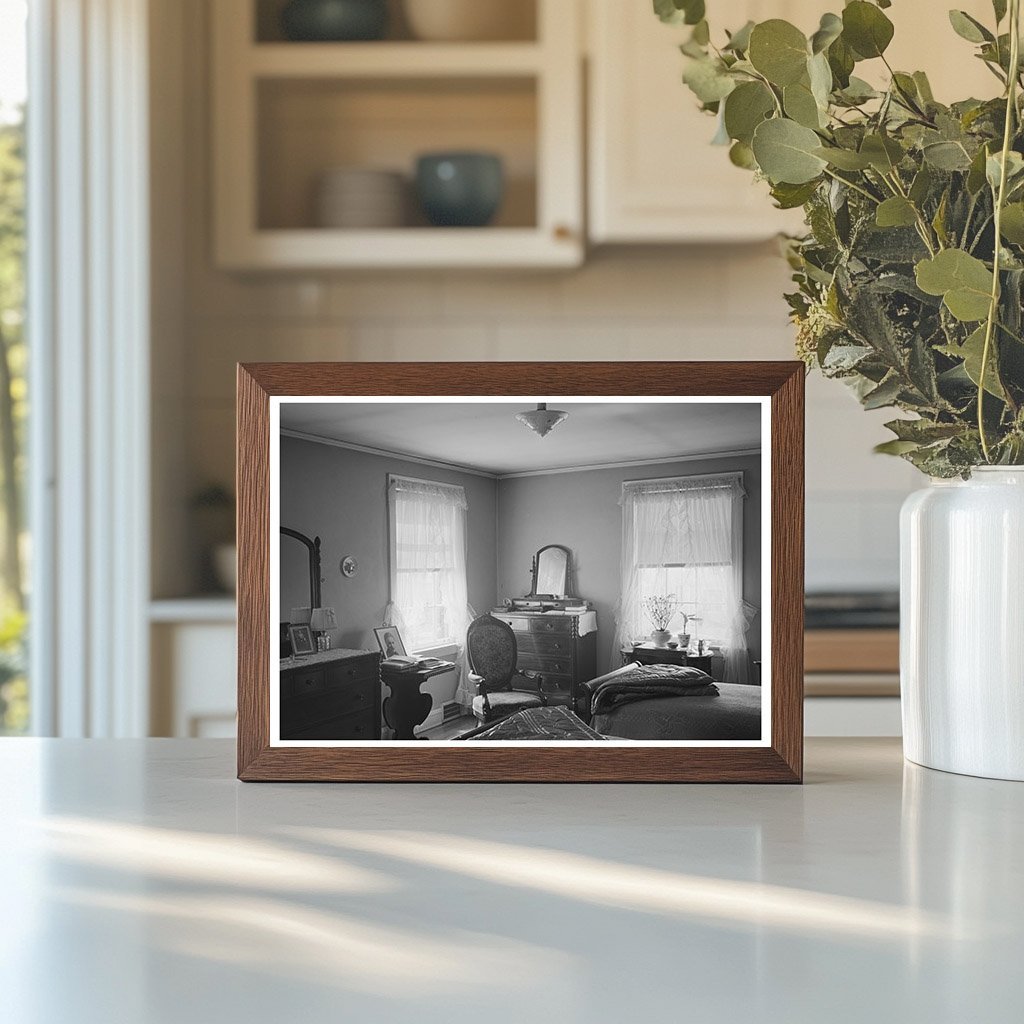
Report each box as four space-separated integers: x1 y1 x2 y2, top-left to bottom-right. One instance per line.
1 738 1020 1023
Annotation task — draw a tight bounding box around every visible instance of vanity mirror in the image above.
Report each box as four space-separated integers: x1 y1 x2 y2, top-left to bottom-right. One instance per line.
531 544 572 599
281 527 322 611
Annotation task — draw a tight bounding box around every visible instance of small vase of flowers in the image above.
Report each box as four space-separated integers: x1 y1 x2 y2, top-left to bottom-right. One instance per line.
644 594 678 646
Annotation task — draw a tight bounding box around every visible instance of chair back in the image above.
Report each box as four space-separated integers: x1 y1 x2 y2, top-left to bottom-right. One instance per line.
466 614 518 691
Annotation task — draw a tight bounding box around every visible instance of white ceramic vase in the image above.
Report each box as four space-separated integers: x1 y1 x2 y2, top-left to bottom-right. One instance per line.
650 629 672 647
900 467 1024 781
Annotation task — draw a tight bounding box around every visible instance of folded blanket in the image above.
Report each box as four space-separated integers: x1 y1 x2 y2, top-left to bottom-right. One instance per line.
590 663 719 714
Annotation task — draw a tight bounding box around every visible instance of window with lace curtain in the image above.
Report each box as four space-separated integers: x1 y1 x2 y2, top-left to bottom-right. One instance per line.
386 475 471 654
616 473 753 684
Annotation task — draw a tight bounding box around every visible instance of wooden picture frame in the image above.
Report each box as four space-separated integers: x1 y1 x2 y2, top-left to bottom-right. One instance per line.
238 362 804 782
287 623 315 657
374 626 407 659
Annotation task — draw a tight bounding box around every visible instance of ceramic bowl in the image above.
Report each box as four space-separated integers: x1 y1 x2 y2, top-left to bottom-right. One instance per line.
415 152 504 227
281 0 388 42
403 0 532 41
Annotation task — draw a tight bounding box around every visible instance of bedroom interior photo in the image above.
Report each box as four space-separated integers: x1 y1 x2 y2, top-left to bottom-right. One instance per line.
276 399 766 744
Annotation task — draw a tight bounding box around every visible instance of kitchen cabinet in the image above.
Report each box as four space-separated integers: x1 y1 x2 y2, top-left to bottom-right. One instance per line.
211 0 583 269
586 0 997 244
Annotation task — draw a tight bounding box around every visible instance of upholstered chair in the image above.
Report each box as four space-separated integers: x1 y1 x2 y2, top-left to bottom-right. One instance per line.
466 613 547 724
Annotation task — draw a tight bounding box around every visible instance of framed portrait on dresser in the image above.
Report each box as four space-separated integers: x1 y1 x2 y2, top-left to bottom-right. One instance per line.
236 362 804 783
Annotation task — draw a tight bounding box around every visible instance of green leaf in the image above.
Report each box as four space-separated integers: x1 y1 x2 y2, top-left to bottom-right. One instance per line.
814 146 872 170
860 133 904 173
770 180 820 209
842 1 895 59
682 57 736 104
922 140 973 171
940 326 1006 398
729 140 757 169
993 0 1008 24
723 81 775 144
915 249 994 321
807 51 833 109
909 165 933 205
810 12 843 54
862 374 903 409
986 150 1024 191
751 118 828 184
784 80 824 129
948 10 994 44
724 20 755 53
653 0 705 26
748 20 809 86
876 197 918 228
967 144 991 193
1000 203 1024 245
875 439 922 455
827 35 856 88
913 71 935 104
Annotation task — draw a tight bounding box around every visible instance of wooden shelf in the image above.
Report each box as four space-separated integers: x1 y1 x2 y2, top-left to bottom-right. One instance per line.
249 42 544 79
218 226 580 270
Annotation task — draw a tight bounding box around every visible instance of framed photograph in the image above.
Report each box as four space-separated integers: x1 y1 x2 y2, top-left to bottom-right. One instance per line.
374 626 407 659
287 623 316 657
237 362 804 782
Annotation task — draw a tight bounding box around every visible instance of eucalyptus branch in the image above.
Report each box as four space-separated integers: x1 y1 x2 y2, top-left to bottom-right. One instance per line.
979 0 1021 461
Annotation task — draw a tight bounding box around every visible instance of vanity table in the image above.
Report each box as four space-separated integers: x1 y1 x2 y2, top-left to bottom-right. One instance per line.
493 544 597 715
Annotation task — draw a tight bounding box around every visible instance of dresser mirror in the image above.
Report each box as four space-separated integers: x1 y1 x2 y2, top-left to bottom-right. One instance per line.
281 526 322 613
531 544 572 598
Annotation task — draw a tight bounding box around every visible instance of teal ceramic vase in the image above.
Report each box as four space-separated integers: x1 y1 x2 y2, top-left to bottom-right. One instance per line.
281 0 388 41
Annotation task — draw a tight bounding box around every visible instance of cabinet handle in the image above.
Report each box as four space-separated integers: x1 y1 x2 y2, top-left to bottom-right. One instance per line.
553 224 573 241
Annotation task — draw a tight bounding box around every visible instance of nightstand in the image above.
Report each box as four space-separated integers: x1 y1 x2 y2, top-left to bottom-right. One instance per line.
621 643 714 676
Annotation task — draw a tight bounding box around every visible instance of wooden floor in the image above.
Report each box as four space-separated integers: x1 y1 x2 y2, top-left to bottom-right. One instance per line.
420 714 477 740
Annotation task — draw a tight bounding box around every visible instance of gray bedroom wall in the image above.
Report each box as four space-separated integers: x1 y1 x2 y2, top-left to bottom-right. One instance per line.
279 435 498 706
495 455 763 677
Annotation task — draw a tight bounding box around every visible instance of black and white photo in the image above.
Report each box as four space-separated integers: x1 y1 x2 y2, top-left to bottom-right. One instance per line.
272 396 771 746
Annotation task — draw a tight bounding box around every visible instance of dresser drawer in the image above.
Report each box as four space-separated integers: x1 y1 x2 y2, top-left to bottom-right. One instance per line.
326 658 377 690
282 667 326 700
495 615 529 632
529 616 574 635
516 632 572 656
537 672 573 694
288 709 377 742
518 651 572 676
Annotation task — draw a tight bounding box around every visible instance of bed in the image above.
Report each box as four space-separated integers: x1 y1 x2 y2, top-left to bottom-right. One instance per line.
583 662 762 741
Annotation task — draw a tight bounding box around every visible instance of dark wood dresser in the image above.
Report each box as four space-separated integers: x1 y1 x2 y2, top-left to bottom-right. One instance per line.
280 648 381 740
492 610 597 714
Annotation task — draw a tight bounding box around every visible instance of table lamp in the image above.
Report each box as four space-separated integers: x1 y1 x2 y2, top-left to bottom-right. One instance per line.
310 607 338 652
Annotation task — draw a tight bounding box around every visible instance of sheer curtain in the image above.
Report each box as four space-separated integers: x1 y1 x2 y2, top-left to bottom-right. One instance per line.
384 476 475 706
615 474 754 684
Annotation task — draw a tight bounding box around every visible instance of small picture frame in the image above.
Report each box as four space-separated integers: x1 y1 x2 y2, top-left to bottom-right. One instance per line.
374 626 407 660
287 623 316 657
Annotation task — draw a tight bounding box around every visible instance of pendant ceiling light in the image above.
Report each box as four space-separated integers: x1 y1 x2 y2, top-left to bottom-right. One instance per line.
515 402 568 438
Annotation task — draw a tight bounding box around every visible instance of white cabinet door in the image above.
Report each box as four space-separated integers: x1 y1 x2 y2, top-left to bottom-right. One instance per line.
587 0 996 244
588 0 812 243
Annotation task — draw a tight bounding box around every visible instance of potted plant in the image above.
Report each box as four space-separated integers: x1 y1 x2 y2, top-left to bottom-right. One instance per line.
644 594 678 646
659 0 1024 779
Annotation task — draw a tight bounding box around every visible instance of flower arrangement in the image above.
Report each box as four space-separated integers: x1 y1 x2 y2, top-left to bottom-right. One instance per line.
658 0 1024 476
643 594 679 630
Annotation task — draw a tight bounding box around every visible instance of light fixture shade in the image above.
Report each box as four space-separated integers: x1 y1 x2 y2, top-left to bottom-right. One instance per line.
310 607 337 632
515 402 568 438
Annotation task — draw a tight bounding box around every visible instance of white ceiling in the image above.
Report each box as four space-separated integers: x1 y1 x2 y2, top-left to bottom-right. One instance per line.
279 401 762 476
